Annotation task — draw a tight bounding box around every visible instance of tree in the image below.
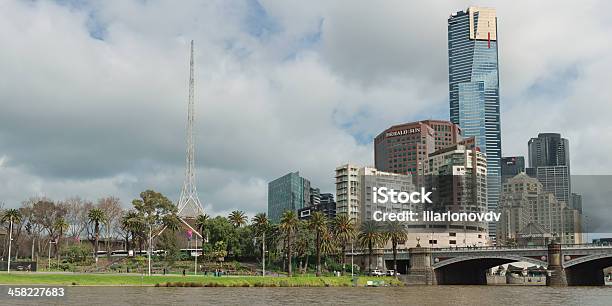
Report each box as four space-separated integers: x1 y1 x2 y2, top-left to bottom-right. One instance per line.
31 199 67 258
204 216 245 259
88 208 106 262
1 209 23 261
131 190 177 258
279 210 298 276
62 197 88 240
162 214 181 233
63 244 91 264
308 211 327 276
320 228 337 268
332 213 356 274
195 214 210 241
19 199 45 261
251 213 269 264
358 220 384 275
121 210 144 254
294 221 311 274
251 213 268 235
228 210 247 228
385 221 407 277
97 197 123 259
53 217 69 263
157 231 179 268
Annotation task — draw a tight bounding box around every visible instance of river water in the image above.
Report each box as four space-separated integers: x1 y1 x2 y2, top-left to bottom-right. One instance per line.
3 286 612 305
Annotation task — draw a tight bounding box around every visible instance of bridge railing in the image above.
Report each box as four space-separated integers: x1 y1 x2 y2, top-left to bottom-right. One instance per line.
431 243 612 252
559 243 612 249
431 245 546 252
350 243 612 256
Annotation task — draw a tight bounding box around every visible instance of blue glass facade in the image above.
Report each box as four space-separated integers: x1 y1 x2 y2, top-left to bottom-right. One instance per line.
267 172 311 223
448 7 502 237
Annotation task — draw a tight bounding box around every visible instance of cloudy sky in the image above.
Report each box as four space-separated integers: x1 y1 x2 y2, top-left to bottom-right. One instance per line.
1 0 612 222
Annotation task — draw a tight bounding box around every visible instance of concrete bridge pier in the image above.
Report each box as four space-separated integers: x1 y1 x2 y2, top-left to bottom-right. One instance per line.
407 246 437 285
546 242 567 286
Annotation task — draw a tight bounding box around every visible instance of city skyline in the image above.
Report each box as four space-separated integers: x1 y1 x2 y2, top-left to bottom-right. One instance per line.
1 1 612 220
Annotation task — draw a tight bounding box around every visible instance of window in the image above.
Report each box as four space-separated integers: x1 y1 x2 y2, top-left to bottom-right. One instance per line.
449 232 456 237
449 240 457 244
429 240 437 244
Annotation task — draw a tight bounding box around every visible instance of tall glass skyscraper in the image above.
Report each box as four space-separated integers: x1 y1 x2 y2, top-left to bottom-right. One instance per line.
448 7 502 238
527 133 572 208
267 171 311 223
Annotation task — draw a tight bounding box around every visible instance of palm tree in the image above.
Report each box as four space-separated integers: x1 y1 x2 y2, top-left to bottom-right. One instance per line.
1 209 22 262
279 210 298 276
251 213 268 234
121 211 142 254
385 221 407 277
228 210 247 228
195 214 209 242
53 217 69 263
307 211 327 276
358 220 384 275
88 208 107 261
251 213 269 264
332 213 356 274
320 228 337 270
294 222 311 274
162 214 181 232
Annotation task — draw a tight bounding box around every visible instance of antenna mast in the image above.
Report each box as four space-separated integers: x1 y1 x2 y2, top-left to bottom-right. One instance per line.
177 40 205 218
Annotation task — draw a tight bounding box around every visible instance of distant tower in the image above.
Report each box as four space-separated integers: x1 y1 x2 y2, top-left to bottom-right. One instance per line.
177 40 205 218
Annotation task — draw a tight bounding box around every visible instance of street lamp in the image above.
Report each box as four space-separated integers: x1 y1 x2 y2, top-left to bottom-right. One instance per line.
48 239 57 271
351 241 354 277
7 217 14 273
194 235 198 275
148 222 152 276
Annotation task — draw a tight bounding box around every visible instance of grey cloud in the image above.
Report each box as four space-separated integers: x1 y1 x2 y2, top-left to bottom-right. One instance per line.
1 0 612 218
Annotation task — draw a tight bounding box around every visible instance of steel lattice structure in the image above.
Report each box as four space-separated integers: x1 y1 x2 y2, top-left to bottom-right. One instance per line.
177 40 205 218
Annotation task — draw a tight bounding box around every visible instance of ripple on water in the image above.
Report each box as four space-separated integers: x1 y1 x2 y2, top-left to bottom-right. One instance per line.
3 286 612 306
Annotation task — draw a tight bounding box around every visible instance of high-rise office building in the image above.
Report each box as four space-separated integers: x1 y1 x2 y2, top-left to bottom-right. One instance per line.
335 163 416 223
497 173 582 245
571 193 582 213
527 133 572 206
268 172 311 223
374 120 462 175
501 156 525 183
448 7 502 237
425 144 490 246
336 163 488 248
359 167 416 223
528 133 570 168
426 144 489 218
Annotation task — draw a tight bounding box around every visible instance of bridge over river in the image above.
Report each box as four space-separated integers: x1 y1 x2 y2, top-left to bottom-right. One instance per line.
356 243 612 286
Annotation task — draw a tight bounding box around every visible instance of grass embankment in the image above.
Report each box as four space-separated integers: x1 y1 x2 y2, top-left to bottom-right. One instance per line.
0 273 403 287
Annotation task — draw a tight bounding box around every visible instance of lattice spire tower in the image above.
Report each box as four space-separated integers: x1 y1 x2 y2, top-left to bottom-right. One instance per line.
177 40 205 218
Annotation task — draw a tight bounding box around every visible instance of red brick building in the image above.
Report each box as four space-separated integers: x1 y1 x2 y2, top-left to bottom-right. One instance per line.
374 120 463 175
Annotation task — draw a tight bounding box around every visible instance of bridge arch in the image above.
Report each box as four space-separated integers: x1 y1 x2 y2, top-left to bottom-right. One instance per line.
432 255 547 285
433 254 547 269
564 253 612 286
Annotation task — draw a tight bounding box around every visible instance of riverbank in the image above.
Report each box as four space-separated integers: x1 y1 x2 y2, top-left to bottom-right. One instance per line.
0 272 403 287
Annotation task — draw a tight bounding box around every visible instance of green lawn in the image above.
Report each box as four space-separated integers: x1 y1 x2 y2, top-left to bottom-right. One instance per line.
0 273 403 287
